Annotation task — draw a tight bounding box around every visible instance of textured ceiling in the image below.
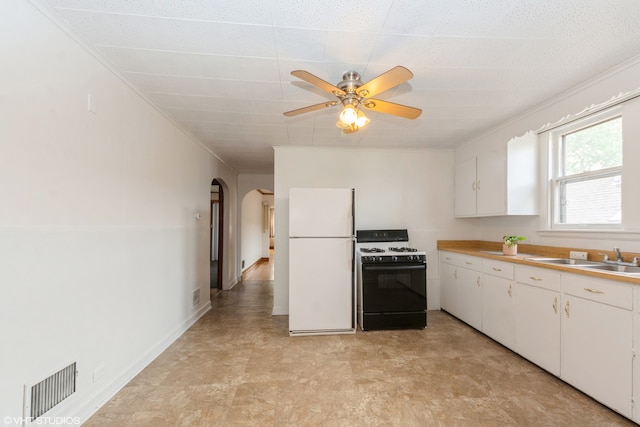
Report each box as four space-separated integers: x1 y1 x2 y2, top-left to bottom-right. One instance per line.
33 0 640 174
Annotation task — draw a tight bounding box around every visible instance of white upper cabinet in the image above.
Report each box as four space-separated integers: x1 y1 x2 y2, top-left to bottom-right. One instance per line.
454 131 538 217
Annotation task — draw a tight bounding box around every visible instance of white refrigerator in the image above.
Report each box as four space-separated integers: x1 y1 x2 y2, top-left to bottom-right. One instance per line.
288 188 355 336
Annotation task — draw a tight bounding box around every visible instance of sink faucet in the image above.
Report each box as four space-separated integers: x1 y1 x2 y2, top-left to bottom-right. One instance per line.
613 247 623 262
602 247 639 266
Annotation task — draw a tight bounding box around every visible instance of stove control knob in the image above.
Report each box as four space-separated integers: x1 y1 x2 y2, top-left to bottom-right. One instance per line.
377 256 383 262
392 256 398 262
407 255 414 261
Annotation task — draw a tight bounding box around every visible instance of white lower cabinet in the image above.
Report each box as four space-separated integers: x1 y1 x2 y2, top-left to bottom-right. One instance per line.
514 266 561 376
438 251 637 422
439 252 482 329
481 260 515 348
561 274 633 419
458 266 482 330
634 288 640 423
440 252 459 317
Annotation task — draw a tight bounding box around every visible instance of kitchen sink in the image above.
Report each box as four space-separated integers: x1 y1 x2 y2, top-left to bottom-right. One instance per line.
525 257 600 266
581 264 640 274
480 251 536 257
524 257 640 276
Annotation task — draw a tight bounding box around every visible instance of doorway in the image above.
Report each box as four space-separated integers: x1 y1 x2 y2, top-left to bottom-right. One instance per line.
239 189 274 282
210 179 224 293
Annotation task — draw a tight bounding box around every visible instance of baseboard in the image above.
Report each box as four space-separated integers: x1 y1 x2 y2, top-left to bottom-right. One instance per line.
224 277 239 290
76 302 211 424
241 257 268 275
272 305 288 316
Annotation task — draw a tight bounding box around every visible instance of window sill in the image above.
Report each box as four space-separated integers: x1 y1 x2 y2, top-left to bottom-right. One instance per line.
537 229 640 241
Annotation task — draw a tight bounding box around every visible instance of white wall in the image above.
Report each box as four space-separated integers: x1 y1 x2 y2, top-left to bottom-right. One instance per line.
457 57 640 253
273 147 475 315
0 1 238 423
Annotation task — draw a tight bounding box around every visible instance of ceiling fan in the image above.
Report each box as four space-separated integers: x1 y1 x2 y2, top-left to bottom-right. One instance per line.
283 66 422 134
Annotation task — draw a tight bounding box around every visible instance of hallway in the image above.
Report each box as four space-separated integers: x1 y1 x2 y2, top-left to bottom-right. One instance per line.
85 271 634 426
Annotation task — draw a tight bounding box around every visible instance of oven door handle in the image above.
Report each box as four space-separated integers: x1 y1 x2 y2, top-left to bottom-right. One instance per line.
363 264 426 271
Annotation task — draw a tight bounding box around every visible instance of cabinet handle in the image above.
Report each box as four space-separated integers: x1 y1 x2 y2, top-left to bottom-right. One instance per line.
477 276 481 287
472 181 476 191
454 269 457 279
564 300 570 318
477 180 481 190
552 297 558 314
445 257 451 260
584 287 604 294
492 267 502 271
508 284 512 297
529 276 543 281
465 261 473 265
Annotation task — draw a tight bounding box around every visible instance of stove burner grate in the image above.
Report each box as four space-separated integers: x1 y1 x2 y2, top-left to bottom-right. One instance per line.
389 247 418 253
360 248 385 253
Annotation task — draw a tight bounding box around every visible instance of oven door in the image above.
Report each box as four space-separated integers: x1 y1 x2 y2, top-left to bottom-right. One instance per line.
361 261 426 313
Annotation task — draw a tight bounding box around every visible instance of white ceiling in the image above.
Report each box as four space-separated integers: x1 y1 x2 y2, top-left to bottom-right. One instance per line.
33 0 640 174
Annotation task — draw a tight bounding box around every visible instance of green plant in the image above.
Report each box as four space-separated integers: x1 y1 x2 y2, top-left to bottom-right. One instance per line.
503 235 526 246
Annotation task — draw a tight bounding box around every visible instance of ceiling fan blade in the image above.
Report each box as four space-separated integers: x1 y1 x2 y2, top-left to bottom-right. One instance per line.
361 99 422 119
291 70 346 97
283 101 338 117
356 66 414 98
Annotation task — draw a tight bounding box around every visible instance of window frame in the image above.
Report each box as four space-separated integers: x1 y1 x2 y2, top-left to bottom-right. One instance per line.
549 106 623 230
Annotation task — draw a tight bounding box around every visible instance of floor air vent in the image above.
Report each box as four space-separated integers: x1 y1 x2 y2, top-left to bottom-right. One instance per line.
24 362 77 421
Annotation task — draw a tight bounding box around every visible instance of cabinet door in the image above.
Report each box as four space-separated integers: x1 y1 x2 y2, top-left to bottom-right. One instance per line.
562 296 632 418
514 282 561 376
482 275 514 348
476 148 507 216
440 262 458 317
457 267 482 330
454 157 477 217
635 308 640 423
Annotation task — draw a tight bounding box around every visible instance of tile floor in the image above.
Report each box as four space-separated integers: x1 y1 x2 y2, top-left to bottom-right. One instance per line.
85 268 636 426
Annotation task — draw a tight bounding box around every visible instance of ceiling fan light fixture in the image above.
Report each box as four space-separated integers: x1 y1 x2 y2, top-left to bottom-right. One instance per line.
339 104 358 125
336 120 350 129
283 66 421 130
355 109 370 128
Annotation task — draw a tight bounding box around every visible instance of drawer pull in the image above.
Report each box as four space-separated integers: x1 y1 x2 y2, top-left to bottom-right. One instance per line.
492 267 502 271
584 288 604 294
530 276 543 281
445 257 451 260
552 297 558 314
466 261 473 265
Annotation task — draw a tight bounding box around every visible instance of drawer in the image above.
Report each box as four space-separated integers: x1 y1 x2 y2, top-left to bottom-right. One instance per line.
458 255 482 269
440 251 459 265
562 273 632 310
439 252 482 270
515 266 561 292
481 259 514 280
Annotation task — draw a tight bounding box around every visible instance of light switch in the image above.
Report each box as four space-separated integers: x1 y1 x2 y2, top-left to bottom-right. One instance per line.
87 93 96 113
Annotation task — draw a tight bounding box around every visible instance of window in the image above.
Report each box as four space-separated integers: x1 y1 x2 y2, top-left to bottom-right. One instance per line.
550 109 622 228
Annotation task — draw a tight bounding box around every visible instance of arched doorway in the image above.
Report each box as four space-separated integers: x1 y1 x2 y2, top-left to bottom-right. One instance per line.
210 179 224 294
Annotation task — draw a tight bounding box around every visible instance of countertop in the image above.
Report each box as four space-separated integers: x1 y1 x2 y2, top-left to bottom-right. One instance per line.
437 240 640 285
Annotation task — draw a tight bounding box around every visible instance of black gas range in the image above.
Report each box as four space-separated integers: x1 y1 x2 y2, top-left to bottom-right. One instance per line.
356 229 427 331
